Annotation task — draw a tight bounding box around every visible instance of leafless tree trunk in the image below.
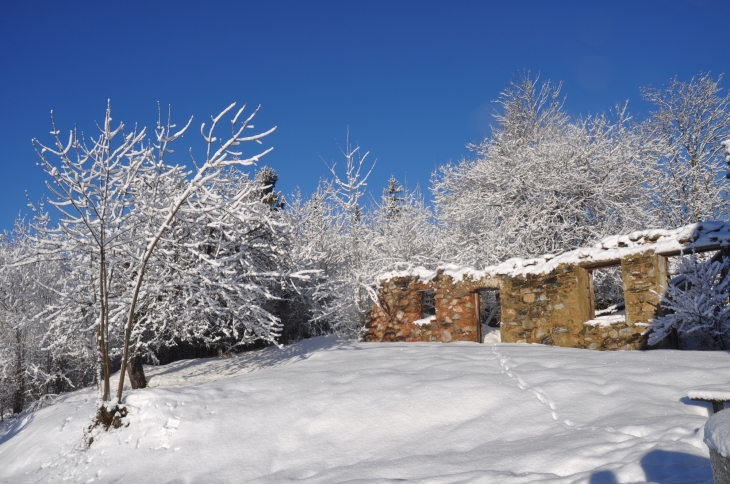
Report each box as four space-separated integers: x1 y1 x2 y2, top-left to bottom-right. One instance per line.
126 353 146 389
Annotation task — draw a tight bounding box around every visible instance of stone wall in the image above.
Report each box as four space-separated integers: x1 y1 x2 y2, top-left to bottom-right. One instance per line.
365 276 432 342
366 223 728 350
499 264 592 347
367 252 672 350
364 271 501 343
622 251 666 327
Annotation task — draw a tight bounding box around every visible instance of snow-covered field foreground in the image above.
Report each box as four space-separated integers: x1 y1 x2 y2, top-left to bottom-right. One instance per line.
1 337 728 483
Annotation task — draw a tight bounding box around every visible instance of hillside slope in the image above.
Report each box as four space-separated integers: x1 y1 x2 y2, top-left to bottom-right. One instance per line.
0 337 725 483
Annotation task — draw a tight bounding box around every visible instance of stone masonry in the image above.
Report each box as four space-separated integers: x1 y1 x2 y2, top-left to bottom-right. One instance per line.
366 255 668 349
365 271 500 343
366 222 730 350
498 253 666 350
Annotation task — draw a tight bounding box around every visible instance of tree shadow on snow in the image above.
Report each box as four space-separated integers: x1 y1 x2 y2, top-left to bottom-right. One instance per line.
143 335 344 387
589 470 617 484
0 414 35 447
589 449 711 483
640 449 711 483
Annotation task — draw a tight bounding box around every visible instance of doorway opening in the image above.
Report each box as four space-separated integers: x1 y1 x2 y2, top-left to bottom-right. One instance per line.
476 288 501 343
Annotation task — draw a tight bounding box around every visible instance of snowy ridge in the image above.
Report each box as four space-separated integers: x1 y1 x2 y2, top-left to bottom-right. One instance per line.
379 221 730 282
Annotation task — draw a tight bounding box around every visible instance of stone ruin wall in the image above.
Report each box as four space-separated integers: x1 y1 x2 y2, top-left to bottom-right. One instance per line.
366 251 670 351
500 251 666 350
364 271 501 343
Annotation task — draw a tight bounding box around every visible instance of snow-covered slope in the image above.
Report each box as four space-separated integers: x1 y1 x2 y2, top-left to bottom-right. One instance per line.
0 337 725 483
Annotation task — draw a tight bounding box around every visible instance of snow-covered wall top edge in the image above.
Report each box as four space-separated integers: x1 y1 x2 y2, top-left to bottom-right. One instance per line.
379 221 730 283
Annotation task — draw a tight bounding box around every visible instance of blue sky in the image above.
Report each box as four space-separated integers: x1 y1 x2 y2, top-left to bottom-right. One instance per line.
1 0 729 231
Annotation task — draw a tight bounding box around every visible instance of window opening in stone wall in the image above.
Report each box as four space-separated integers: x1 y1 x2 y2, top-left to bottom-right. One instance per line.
586 265 625 325
421 290 436 319
667 250 719 278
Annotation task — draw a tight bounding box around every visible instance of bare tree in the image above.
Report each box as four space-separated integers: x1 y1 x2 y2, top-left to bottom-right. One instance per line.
324 133 383 335
33 101 276 435
641 73 730 227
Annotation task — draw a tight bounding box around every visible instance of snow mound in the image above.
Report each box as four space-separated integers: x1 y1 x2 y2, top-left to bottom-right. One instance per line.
705 410 730 457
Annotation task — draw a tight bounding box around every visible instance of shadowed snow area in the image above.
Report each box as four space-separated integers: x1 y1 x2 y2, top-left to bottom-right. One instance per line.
0 336 724 483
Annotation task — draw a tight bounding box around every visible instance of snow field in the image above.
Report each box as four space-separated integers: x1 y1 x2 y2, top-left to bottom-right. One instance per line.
0 336 725 483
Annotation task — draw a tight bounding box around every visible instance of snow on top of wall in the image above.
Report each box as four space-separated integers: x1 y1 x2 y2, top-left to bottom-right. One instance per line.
379 221 730 283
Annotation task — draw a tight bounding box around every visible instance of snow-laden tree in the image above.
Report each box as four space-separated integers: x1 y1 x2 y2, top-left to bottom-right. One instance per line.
32 101 277 432
0 222 53 417
283 134 387 338
315 136 378 336
0 218 93 419
641 73 730 227
649 252 730 350
371 177 441 271
279 185 339 340
32 103 157 403
286 167 443 339
131 166 292 359
432 74 651 267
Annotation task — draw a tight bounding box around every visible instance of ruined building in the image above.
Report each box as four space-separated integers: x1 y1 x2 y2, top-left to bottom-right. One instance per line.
365 222 730 350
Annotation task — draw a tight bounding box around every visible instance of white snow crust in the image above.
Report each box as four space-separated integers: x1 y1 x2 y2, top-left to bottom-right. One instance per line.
379 221 730 282
412 315 436 326
584 310 627 327
0 336 725 483
688 387 730 402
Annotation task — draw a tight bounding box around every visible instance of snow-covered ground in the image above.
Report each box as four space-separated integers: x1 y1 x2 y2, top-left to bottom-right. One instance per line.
0 337 727 483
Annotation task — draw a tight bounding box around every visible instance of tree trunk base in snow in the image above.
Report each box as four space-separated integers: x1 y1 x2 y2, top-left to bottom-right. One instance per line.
711 448 730 484
95 404 128 430
127 354 147 389
84 404 129 447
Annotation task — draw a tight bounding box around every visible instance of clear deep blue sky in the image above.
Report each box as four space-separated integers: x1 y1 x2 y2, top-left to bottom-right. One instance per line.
2 0 729 231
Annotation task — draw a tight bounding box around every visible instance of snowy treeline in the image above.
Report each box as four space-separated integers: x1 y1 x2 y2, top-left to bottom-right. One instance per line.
2 72 730 418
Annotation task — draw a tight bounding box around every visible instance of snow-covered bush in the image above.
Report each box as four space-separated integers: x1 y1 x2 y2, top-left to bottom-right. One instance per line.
649 252 730 350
